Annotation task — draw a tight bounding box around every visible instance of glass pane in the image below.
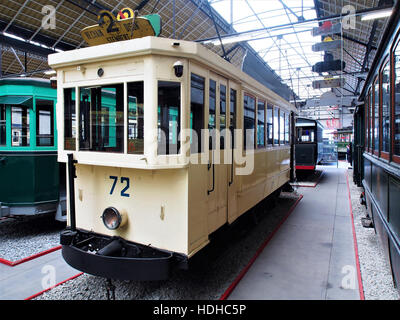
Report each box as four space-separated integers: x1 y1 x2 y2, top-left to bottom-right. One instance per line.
64 88 76 150
0 105 5 146
257 100 265 148
11 106 30 147
243 95 255 150
395 44 400 156
374 82 379 151
158 81 181 155
382 62 390 153
369 90 373 150
230 89 236 130
209 80 216 150
280 111 285 145
220 84 226 149
274 107 279 145
267 103 273 145
36 99 54 147
285 113 290 144
127 81 144 154
79 84 124 153
190 73 205 153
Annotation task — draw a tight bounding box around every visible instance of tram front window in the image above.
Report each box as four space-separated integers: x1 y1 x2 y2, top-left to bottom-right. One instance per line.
127 81 144 154
0 105 5 146
36 99 54 147
11 106 30 147
79 84 124 153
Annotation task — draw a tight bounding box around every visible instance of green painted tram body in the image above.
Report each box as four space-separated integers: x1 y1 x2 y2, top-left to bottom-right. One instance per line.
0 78 61 217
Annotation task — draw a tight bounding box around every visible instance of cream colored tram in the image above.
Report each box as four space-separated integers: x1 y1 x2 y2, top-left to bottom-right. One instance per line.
48 36 296 280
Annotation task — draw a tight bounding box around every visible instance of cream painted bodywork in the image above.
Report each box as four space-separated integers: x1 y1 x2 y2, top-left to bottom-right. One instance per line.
49 36 296 258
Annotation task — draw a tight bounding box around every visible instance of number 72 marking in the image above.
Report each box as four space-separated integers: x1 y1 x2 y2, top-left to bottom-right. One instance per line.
109 176 130 197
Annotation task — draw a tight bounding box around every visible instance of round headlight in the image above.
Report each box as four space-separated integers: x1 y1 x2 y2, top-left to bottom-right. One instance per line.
102 207 122 230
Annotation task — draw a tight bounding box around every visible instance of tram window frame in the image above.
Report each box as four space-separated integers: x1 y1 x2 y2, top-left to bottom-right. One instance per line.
11 105 30 147
36 99 55 147
0 104 5 146
274 106 279 145
190 73 205 154
157 81 181 155
267 103 273 145
220 83 227 150
63 88 76 151
127 81 144 155
257 99 266 149
78 83 125 153
380 59 390 159
373 77 379 154
243 93 256 150
393 38 400 162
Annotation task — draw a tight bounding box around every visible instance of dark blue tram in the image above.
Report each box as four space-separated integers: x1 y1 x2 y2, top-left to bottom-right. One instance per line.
354 0 400 292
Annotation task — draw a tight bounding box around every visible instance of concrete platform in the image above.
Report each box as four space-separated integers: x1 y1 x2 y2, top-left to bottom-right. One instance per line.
228 166 362 300
0 249 80 300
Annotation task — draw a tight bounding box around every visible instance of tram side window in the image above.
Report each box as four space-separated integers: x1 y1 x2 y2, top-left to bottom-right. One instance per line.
11 106 30 147
209 79 216 150
190 74 205 154
243 94 256 150
158 81 181 155
0 105 5 146
369 90 373 151
267 104 273 145
79 84 124 153
257 100 265 148
36 100 54 147
220 84 227 149
274 107 279 145
230 88 237 148
382 62 390 153
127 81 144 154
395 43 400 157
374 80 379 152
280 111 285 145
285 113 290 145
64 88 76 150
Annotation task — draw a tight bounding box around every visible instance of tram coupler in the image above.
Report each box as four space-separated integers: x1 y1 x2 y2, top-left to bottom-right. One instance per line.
97 239 123 257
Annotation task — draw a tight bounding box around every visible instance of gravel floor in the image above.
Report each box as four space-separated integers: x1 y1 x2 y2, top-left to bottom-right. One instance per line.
0 214 65 262
347 169 399 300
35 191 300 300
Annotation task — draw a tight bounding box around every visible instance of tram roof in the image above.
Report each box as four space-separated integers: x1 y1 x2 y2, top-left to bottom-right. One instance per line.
49 36 296 112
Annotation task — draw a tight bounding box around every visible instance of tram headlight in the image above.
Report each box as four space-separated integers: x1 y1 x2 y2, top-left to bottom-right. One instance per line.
102 207 126 230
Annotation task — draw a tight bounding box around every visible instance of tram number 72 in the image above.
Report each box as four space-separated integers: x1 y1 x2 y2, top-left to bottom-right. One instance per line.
109 176 130 197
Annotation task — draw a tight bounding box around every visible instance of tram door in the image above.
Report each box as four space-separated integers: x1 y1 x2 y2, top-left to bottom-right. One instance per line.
207 74 229 233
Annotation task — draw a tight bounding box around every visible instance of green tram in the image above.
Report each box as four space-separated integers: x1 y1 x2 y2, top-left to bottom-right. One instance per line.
0 78 66 221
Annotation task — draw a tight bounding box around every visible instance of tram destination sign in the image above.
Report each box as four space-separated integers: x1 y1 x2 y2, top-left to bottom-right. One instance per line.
81 9 161 46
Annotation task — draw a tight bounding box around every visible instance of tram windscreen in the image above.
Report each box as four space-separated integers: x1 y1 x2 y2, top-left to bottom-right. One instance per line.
127 81 144 154
79 84 124 153
11 106 30 147
158 81 181 155
36 99 54 147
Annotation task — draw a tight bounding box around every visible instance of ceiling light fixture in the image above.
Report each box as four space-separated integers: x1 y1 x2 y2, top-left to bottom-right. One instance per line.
361 8 393 21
